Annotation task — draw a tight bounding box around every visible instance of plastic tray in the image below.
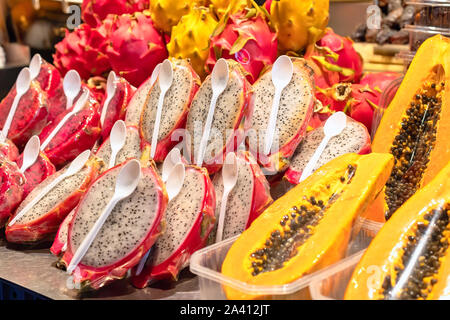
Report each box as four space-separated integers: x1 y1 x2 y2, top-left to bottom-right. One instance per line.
190 218 383 300
404 25 450 52
407 1 450 29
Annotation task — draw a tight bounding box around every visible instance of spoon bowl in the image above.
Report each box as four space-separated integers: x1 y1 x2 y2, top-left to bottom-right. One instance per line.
29 54 42 80
323 111 347 137
115 159 141 198
166 162 185 201
63 70 82 110
162 148 182 182
20 135 40 173
108 120 127 169
150 63 162 87
100 71 118 126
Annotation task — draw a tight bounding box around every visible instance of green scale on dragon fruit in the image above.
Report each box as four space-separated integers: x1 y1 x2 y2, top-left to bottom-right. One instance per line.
39 92 101 168
140 59 200 163
5 157 102 244
210 150 273 242
186 60 252 174
247 57 315 174
60 159 167 291
131 164 215 288
0 159 25 228
0 81 49 149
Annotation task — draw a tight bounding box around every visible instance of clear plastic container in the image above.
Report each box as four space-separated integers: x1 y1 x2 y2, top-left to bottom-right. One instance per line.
404 25 450 52
190 218 383 300
396 50 416 72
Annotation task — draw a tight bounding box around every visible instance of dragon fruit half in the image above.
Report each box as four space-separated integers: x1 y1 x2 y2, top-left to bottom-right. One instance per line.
5 156 102 244
53 23 111 81
39 91 101 167
0 139 19 161
16 149 56 198
247 57 315 174
187 60 252 174
284 116 371 185
211 150 272 241
81 0 148 27
0 159 25 228
50 209 76 257
0 81 49 149
131 164 216 287
125 73 155 127
104 12 168 87
206 7 277 84
30 54 62 98
140 59 200 162
60 159 167 291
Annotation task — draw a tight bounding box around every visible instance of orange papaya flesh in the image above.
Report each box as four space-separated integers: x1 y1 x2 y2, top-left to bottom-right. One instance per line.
367 35 450 222
221 153 394 300
345 162 450 300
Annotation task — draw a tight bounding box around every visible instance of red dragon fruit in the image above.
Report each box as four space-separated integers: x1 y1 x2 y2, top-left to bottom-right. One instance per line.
39 90 101 167
30 54 62 96
5 156 103 244
206 7 277 84
81 0 148 27
131 164 215 287
100 72 134 142
0 81 49 149
86 76 107 105
16 148 56 198
104 12 168 87
211 150 273 241
53 23 111 81
0 139 19 161
247 57 315 174
186 60 252 174
50 209 76 256
284 116 371 185
0 159 25 228
140 59 201 162
60 159 167 291
359 71 402 95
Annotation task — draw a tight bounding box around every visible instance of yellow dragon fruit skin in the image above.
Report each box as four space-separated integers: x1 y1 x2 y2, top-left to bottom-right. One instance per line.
271 0 329 53
209 0 249 18
167 6 218 79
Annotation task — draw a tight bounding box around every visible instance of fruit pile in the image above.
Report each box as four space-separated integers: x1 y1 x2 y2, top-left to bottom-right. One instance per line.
0 0 448 300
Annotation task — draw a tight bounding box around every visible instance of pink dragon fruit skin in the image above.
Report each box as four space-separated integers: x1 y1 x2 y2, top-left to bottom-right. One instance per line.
60 159 168 291
39 92 101 168
0 81 49 149
131 165 216 287
206 9 277 84
100 76 134 142
359 72 401 96
105 12 168 87
284 116 371 185
81 0 148 27
16 151 56 198
0 159 25 228
50 209 76 257
0 139 19 161
32 55 63 96
140 59 201 163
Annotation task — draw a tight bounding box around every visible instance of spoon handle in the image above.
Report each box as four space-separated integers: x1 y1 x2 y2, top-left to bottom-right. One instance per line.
108 149 119 170
197 93 219 167
150 88 167 158
9 174 63 226
264 88 282 155
100 94 113 126
299 135 331 182
215 190 230 243
1 93 23 143
66 96 74 111
135 248 152 276
41 111 75 150
67 196 120 274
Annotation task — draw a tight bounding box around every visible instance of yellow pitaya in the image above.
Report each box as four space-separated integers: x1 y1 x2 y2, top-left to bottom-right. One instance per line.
270 0 329 53
167 6 218 79
209 0 249 18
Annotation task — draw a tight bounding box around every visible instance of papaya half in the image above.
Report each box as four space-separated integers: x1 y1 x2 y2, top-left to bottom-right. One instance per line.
221 153 394 300
367 34 450 222
345 162 450 300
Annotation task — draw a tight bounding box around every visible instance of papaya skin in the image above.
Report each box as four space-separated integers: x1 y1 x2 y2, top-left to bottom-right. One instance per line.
345 162 450 300
366 35 450 222
221 152 394 300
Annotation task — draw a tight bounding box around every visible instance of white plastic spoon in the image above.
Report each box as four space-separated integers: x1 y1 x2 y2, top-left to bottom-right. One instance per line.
162 147 182 183
215 152 238 243
9 150 91 227
20 136 40 173
150 63 162 87
100 71 118 127
299 111 348 182
108 120 127 169
0 68 31 143
264 55 294 156
40 89 89 151
29 54 42 80
63 70 82 110
196 59 229 167
135 162 185 276
150 60 173 159
67 159 142 274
